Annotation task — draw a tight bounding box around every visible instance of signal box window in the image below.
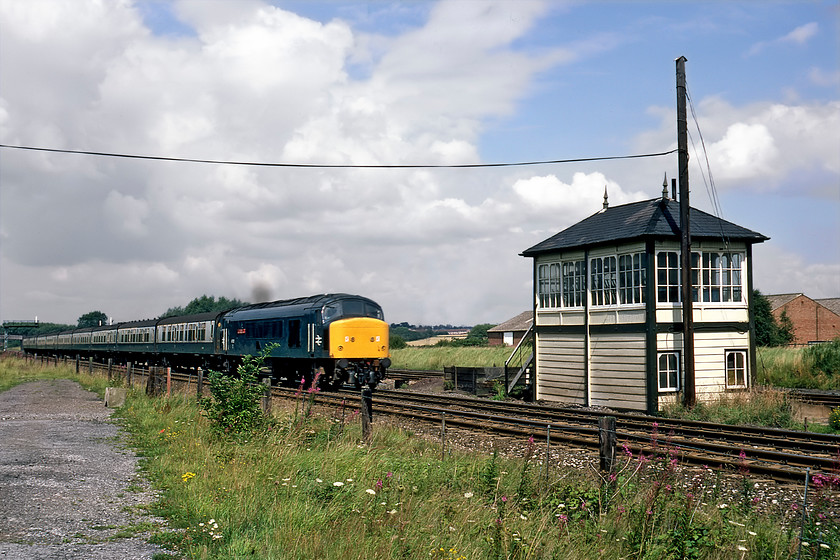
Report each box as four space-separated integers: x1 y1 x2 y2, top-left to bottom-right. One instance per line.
726 350 748 389
658 352 679 392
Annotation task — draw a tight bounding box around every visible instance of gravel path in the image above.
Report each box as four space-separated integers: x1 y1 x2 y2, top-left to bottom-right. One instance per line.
0 380 165 559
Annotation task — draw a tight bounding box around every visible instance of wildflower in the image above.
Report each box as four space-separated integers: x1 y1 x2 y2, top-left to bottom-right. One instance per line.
820 544 830 550
386 472 393 478
333 481 344 487
366 489 376 495
387 509 397 514
520 514 527 520
346 478 353 482
464 492 474 498
316 478 323 483
501 496 507 503
748 531 757 536
376 479 383 490
718 504 728 509
181 472 196 482
737 545 748 551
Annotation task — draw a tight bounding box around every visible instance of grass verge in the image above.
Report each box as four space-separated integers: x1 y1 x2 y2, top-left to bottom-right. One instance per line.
4 356 839 559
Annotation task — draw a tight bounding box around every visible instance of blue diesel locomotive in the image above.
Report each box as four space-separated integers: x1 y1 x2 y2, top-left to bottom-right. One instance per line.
21 293 391 389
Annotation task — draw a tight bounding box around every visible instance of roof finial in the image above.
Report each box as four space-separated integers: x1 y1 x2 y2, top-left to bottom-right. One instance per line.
603 185 609 210
662 172 669 200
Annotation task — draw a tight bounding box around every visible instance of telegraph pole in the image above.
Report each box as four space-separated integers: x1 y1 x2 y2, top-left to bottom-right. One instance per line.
676 56 695 407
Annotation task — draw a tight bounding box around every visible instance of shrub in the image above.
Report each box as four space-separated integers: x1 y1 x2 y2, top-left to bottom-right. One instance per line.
804 338 840 377
198 346 275 437
830 407 840 431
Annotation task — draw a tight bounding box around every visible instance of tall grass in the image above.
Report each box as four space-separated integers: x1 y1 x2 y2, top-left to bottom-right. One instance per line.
757 344 840 390
390 346 515 371
661 388 796 429
3 356 838 559
117 392 839 559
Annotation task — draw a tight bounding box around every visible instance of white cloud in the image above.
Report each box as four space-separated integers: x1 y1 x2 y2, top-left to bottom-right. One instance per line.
747 21 818 56
708 123 778 181
780 22 819 45
635 97 840 195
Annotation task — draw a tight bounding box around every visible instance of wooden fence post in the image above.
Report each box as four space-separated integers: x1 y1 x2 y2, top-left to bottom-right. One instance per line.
440 412 447 460
107 358 113 381
75 355 80 374
261 378 272 414
166 367 171 397
126 362 133 387
361 387 373 441
598 416 617 472
196 367 204 399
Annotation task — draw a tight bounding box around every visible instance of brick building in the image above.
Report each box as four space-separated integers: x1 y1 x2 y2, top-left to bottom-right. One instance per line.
766 294 840 345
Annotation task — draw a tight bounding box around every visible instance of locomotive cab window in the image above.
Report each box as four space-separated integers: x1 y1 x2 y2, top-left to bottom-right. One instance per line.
322 300 384 323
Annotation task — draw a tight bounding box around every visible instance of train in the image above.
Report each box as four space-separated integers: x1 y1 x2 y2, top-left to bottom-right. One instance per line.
20 293 391 390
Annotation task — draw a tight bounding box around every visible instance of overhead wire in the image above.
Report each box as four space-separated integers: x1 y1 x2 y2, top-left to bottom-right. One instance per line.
685 83 730 248
0 143 677 169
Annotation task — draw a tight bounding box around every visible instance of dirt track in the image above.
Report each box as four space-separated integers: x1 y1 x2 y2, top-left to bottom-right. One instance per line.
0 379 164 559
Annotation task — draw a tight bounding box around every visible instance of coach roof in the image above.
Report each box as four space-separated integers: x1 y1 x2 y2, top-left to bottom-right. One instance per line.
521 198 768 257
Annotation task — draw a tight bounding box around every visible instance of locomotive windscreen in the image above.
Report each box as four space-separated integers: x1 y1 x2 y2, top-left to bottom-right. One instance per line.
323 299 383 323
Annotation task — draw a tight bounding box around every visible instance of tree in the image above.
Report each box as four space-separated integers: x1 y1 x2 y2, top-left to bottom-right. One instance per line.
77 311 108 328
753 290 793 347
160 295 248 318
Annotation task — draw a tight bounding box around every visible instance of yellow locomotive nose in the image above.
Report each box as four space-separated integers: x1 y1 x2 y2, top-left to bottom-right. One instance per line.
329 317 389 359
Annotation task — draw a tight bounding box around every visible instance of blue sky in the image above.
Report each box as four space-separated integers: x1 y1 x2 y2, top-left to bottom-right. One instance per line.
0 0 837 326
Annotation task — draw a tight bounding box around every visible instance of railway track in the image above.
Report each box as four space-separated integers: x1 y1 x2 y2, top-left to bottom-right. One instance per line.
45 359 840 483
788 388 840 409
264 385 838 484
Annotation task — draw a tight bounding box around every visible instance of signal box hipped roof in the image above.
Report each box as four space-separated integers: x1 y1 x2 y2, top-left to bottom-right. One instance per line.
521 198 768 257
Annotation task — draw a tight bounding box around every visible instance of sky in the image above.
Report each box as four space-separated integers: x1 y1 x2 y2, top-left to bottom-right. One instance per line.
0 0 838 327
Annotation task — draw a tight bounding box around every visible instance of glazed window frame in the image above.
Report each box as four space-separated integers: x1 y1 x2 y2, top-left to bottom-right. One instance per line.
657 351 680 392
590 256 617 306
725 349 748 389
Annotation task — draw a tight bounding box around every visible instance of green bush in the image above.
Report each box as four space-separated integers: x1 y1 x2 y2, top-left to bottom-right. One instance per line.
804 338 840 377
830 407 840 431
199 346 275 437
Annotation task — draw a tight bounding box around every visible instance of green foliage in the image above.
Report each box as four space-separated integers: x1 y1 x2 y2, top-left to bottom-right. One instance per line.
160 295 248 319
389 325 447 342
77 310 109 328
804 338 840 377
198 347 274 437
829 407 840 430
389 334 407 349
753 289 794 347
14 322 75 336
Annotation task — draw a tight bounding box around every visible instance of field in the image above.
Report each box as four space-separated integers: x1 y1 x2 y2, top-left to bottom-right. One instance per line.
2 354 837 559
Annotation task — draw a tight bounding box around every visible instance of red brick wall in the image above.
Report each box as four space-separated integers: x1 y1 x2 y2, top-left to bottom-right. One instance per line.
773 295 840 345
